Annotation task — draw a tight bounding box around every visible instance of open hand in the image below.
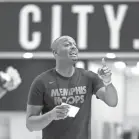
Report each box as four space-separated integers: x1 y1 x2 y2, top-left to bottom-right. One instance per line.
3 66 22 91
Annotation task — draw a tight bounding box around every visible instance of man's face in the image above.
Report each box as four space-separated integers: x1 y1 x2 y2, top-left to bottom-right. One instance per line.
56 36 79 63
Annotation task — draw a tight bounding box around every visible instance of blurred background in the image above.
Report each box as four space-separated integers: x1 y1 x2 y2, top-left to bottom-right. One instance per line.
0 0 139 139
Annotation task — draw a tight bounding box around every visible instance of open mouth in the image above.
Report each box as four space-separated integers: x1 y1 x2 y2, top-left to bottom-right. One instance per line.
69 52 78 56
70 54 77 57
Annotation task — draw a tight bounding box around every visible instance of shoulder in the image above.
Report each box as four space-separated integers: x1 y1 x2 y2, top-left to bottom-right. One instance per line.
32 68 55 85
38 68 55 79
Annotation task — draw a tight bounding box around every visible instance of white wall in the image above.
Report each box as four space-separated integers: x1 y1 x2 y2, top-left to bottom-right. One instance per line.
126 75 139 116
0 112 42 139
124 75 139 129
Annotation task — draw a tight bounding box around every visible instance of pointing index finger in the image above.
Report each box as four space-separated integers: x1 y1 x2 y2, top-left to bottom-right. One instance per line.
102 58 106 67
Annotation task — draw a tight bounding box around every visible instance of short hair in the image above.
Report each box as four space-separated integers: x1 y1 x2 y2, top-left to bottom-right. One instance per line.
50 35 74 52
50 36 62 52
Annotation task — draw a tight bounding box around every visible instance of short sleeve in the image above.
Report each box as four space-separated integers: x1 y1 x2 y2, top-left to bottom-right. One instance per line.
27 77 45 105
90 71 104 95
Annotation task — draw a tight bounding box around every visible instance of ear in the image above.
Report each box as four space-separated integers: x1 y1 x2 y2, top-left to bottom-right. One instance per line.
52 50 57 58
54 51 57 55
52 50 56 54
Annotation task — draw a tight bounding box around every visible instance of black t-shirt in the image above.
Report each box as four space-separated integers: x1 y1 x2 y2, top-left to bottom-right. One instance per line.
27 68 104 139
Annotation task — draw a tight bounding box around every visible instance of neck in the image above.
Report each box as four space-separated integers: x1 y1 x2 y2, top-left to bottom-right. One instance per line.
56 62 75 77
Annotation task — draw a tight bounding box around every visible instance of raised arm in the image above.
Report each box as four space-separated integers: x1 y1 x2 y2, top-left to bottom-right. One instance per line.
96 58 118 107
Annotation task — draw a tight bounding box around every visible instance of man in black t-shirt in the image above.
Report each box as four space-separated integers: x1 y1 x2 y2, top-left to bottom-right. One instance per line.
26 36 118 139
